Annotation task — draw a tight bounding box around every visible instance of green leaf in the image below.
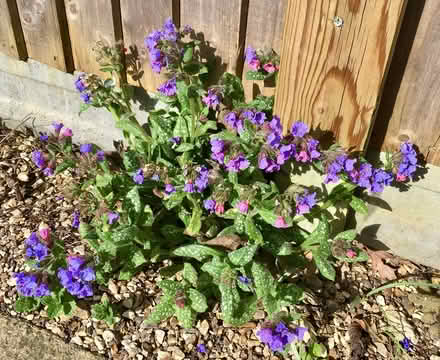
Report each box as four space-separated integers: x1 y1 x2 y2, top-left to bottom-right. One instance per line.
350 196 368 215
145 299 175 325
227 295 258 326
116 117 150 142
251 262 275 299
175 143 195 152
183 263 198 287
219 282 238 324
173 115 189 139
132 250 147 267
159 280 186 296
178 208 191 227
164 192 186 210
262 294 281 316
118 262 136 280
172 245 224 262
79 103 91 114
257 208 278 226
196 121 217 137
216 225 237 237
188 289 208 313
175 305 196 328
186 205 202 236
301 216 330 255
55 159 76 174
334 229 357 242
228 244 259 266
245 217 263 244
312 343 328 358
183 46 194 63
313 251 336 281
160 264 184 278
123 151 140 171
246 70 267 81
201 257 228 280
278 283 303 306
126 186 142 213
96 173 112 188
15 296 40 313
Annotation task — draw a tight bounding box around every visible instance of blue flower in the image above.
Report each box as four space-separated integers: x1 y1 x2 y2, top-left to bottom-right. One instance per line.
72 211 80 229
257 322 307 353
39 133 49 142
238 275 251 285
108 211 120 225
291 121 309 137
203 199 216 213
164 184 176 195
399 337 413 352
58 256 95 299
14 272 50 297
96 151 105 162
133 169 144 185
80 143 93 154
196 344 206 353
157 77 177 96
31 151 46 169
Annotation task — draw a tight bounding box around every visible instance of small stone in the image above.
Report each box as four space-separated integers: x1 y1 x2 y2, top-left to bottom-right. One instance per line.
122 310 135 320
6 277 15 287
172 348 185 360
247 340 260 348
182 332 197 344
254 310 265 320
108 280 119 296
94 336 105 351
25 314 34 321
155 329 166 344
17 172 29 182
157 351 172 360
376 295 386 306
71 336 83 346
122 297 134 309
168 335 177 346
103 330 115 343
198 319 210 336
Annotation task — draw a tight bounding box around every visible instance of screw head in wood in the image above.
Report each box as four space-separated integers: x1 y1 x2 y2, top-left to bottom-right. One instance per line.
333 16 344 28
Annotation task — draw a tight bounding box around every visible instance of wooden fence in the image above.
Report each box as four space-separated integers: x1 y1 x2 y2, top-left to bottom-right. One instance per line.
1 0 440 166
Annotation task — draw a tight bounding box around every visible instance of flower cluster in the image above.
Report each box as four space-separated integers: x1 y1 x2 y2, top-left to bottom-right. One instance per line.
184 166 209 193
145 18 179 73
14 272 51 297
395 142 418 181
72 210 81 229
202 89 221 110
245 46 280 74
224 109 266 133
108 211 120 225
158 77 177 96
74 72 92 104
296 191 317 215
57 256 95 298
25 232 50 262
257 322 307 352
399 337 413 352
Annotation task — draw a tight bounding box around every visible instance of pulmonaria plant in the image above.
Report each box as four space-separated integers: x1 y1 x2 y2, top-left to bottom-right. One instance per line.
245 46 280 81
24 18 424 356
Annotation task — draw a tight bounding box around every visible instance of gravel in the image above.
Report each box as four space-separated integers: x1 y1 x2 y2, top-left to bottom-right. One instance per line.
1 124 440 359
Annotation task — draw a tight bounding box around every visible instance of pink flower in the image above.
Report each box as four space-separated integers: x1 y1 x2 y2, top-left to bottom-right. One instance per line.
274 216 288 228
39 224 50 241
236 201 249 214
61 128 73 137
396 173 407 182
215 202 225 215
346 249 357 258
295 150 310 163
249 59 261 71
263 63 277 73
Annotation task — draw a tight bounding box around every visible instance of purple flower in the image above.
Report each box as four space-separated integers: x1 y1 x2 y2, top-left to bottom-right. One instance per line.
370 169 393 193
68 256 86 272
258 153 280 173
397 142 418 179
184 182 195 193
79 143 93 154
266 116 283 148
72 210 80 229
195 166 209 192
74 73 87 92
164 184 176 195
307 139 320 160
80 92 92 104
277 144 295 165
182 24 193 35
39 133 49 142
32 151 46 169
108 211 119 225
170 136 181 145
204 199 216 213
25 232 49 262
151 173 160 181
196 344 206 353
158 77 177 96
43 167 54 177
133 169 144 185
210 138 225 154
224 112 243 132
399 337 413 352
350 163 373 189
52 122 64 133
236 201 249 214
96 151 105 162
14 272 50 297
291 122 309 137
226 154 250 173
61 128 73 137
26 232 39 247
162 18 178 41
257 323 307 353
145 30 162 51
238 275 251 285
296 192 317 215
34 283 51 297
202 89 221 109
58 258 95 299
245 46 258 66
253 112 266 125
263 63 277 73
79 267 96 282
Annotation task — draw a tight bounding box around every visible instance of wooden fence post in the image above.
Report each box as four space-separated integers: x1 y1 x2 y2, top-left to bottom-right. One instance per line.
274 0 406 150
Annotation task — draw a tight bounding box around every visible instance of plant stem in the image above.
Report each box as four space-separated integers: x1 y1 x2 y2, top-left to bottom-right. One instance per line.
351 280 440 307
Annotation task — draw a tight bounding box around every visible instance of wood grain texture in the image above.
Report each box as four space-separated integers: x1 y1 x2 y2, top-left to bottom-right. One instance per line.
274 0 406 150
243 0 286 100
64 0 118 75
16 0 68 70
181 0 244 83
0 0 27 59
371 0 440 165
120 0 174 91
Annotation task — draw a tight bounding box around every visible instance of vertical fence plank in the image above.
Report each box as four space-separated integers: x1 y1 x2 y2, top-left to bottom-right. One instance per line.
0 0 27 59
120 0 174 91
370 1 440 165
243 0 286 100
274 0 406 149
181 0 245 83
16 0 69 70
65 0 119 75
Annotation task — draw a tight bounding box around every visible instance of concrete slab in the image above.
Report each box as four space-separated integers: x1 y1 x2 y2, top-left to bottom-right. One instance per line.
0 315 102 360
355 162 440 270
